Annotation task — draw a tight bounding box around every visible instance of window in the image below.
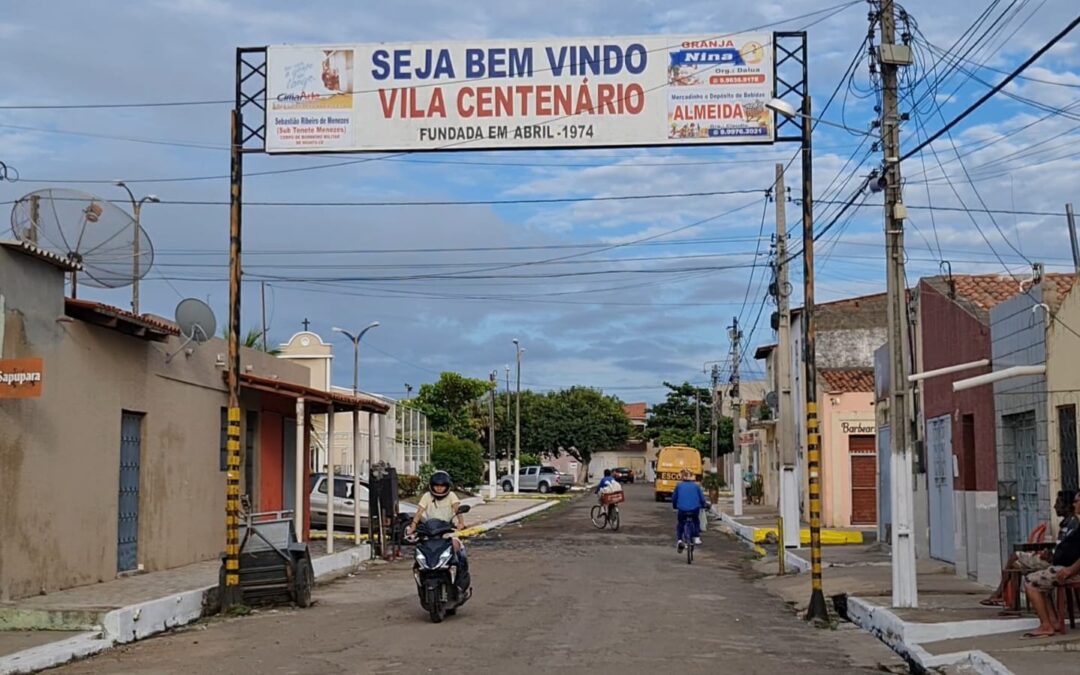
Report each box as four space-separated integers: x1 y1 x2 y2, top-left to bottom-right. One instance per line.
527 467 538 476
540 467 556 474
317 477 351 498
519 467 528 475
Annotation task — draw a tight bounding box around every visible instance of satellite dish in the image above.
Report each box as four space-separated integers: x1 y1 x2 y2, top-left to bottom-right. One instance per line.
167 299 216 363
175 299 216 344
10 188 153 295
765 391 779 410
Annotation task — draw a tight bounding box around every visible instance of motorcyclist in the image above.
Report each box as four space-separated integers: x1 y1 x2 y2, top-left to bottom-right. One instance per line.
407 471 469 591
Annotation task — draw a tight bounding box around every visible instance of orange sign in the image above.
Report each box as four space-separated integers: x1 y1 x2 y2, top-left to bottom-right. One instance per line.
0 358 44 399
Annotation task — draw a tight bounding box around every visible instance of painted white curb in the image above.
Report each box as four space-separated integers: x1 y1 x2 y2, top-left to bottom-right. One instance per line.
846 596 1030 675
0 633 109 675
311 544 371 580
460 499 559 537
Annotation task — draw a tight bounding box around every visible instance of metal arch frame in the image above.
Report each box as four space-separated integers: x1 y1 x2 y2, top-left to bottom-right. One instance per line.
224 34 816 610
773 31 809 144
236 47 268 153
233 34 810 153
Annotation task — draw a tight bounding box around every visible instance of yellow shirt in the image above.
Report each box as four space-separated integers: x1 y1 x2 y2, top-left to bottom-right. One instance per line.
418 491 461 523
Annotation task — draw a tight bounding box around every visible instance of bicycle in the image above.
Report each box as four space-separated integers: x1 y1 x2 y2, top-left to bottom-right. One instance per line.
591 492 624 531
677 512 698 564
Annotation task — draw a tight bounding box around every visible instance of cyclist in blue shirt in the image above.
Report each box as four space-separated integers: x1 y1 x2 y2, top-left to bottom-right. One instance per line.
672 469 709 551
595 469 617 493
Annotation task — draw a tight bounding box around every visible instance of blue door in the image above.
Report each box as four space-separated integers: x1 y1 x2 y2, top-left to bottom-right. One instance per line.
117 412 143 573
927 415 956 563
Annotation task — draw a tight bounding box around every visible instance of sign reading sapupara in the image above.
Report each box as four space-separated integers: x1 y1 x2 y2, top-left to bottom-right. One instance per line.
265 34 774 153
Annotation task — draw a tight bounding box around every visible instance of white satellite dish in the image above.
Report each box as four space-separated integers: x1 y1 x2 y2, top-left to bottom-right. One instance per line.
167 298 216 363
10 188 153 296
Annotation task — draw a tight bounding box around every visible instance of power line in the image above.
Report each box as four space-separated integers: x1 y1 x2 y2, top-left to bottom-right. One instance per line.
901 13 1080 162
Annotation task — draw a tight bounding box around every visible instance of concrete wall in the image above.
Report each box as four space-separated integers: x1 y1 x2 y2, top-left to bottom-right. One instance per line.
1046 277 1080 510
0 248 311 601
918 280 1000 583
990 285 1050 564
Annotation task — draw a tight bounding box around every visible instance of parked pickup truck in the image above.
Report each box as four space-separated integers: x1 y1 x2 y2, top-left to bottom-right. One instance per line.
499 466 571 494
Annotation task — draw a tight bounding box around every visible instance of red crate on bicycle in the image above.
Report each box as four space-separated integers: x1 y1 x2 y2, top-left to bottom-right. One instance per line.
600 492 625 506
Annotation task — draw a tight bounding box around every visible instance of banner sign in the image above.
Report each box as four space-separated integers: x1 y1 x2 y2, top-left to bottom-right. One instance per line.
265 33 774 153
0 357 44 399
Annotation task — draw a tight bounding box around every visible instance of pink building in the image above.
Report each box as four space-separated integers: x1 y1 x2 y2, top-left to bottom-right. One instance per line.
818 369 877 529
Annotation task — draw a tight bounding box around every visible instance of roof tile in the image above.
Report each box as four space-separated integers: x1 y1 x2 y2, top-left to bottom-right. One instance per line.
819 368 875 394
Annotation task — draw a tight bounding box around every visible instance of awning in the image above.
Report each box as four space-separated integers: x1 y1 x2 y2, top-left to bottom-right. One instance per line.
65 298 180 342
238 372 389 414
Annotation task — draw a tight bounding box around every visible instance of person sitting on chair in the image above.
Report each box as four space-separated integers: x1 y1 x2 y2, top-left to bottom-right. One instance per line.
981 490 1078 607
1022 492 1080 638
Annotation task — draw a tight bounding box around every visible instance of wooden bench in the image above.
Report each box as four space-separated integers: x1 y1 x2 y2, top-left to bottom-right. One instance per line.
1054 577 1080 632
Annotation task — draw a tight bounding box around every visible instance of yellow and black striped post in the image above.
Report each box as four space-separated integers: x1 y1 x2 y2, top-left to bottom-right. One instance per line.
805 402 828 620
221 105 245 610
224 407 242 591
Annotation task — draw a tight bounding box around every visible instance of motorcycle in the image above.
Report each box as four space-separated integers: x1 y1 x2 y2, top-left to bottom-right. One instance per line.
409 504 472 623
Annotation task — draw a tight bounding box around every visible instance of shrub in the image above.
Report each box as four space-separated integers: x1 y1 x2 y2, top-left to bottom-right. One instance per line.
432 432 485 487
398 474 421 498
418 463 435 487
702 472 726 491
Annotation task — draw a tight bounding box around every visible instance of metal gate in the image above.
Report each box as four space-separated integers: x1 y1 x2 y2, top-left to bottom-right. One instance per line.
1059 405 1079 494
1000 411 1040 556
927 415 955 563
117 412 143 573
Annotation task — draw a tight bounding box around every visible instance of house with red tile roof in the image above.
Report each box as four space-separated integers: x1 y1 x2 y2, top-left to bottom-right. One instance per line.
817 368 877 528
0 241 387 601
912 269 1078 585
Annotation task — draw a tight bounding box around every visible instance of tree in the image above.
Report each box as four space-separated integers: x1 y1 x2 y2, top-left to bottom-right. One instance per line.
221 327 280 355
648 381 733 455
520 387 630 464
431 432 485 487
411 372 493 441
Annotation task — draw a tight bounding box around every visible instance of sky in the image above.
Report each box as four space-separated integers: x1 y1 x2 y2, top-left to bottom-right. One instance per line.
1 0 1078 404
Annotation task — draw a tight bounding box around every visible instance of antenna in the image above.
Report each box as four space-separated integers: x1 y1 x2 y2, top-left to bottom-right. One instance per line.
10 188 153 296
167 298 217 363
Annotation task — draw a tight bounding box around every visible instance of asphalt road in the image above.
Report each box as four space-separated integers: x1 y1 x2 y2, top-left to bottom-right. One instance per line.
55 485 900 674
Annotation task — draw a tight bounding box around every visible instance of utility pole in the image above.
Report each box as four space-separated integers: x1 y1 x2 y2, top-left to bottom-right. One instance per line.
260 281 268 352
1067 203 1079 273
775 163 800 550
879 0 918 608
729 317 743 517
488 370 497 498
709 364 719 480
114 181 159 316
505 365 511 475
513 340 524 494
221 110 244 610
695 392 701 435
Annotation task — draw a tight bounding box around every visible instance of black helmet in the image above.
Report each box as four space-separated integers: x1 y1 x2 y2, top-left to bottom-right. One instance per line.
429 470 452 500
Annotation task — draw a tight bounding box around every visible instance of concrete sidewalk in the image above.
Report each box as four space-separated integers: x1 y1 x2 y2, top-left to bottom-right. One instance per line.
0 497 560 674
716 498 872 545
719 506 1080 674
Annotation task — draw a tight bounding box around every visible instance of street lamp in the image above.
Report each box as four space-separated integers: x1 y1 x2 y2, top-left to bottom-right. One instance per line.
115 181 159 315
512 339 524 494
332 321 379 554
404 383 413 401
767 99 874 136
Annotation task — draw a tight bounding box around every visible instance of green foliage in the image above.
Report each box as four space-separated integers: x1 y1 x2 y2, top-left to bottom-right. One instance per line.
397 474 421 498
702 472 726 491
518 387 630 464
431 432 486 487
648 382 735 456
417 463 435 487
412 372 493 441
519 451 541 467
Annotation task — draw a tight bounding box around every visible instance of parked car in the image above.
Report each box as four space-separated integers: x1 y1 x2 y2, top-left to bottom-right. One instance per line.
499 466 571 494
309 473 418 531
612 467 635 484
